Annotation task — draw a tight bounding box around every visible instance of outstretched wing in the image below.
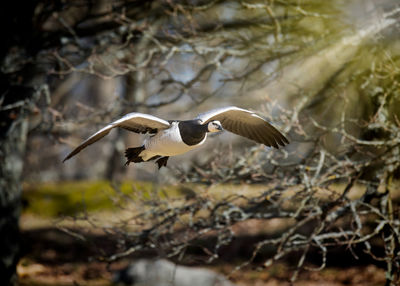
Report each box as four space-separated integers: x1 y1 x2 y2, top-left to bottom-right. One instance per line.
63 113 170 162
196 106 289 148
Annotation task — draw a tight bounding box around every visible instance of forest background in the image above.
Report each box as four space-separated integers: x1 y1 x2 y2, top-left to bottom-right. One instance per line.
1 0 400 285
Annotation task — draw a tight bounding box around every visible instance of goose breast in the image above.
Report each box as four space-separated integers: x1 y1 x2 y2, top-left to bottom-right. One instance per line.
141 122 207 160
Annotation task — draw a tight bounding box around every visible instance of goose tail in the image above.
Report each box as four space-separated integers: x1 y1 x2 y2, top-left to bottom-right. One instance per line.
124 146 145 166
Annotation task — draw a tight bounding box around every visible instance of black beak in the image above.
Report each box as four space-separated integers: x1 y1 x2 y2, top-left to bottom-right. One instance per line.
217 125 223 131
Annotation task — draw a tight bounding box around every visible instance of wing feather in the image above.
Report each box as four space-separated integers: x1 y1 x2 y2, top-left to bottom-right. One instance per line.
63 113 170 162
196 106 288 148
253 123 273 146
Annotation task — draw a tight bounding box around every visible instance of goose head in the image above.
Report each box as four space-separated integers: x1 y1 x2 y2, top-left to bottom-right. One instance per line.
207 120 223 133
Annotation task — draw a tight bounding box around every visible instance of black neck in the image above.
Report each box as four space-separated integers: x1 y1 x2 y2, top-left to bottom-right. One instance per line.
178 120 208 146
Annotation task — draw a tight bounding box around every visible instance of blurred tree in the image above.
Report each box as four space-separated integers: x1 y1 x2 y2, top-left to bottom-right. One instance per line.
0 2 42 283
0 1 141 283
1 0 399 285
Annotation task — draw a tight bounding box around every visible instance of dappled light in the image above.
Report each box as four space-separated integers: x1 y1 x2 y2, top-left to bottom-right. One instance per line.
1 0 400 285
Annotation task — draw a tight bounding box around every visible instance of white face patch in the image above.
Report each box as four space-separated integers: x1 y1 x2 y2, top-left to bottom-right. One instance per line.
207 120 223 133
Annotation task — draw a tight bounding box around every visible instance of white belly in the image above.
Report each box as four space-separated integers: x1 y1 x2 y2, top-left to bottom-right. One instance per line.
140 122 206 161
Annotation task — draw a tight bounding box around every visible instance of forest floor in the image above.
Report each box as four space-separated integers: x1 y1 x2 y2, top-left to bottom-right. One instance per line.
17 181 390 286
17 214 386 286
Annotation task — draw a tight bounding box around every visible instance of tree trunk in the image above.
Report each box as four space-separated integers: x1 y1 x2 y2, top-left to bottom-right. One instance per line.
0 101 29 284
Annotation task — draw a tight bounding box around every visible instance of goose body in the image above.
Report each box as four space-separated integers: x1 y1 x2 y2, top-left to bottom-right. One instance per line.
63 106 289 168
141 121 207 160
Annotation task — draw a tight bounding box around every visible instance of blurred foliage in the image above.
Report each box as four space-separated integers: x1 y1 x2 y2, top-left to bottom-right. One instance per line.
3 0 399 285
21 181 187 217
23 181 136 217
21 181 270 217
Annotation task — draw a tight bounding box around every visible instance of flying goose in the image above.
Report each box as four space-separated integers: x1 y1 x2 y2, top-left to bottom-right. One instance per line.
63 106 289 168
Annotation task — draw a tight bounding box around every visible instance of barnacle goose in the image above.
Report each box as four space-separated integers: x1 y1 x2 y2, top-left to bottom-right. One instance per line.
63 106 289 168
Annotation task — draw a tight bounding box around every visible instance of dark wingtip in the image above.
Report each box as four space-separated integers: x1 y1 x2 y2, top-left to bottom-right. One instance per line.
62 150 78 163
282 134 290 145
278 137 289 147
269 135 289 149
